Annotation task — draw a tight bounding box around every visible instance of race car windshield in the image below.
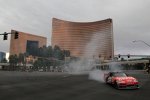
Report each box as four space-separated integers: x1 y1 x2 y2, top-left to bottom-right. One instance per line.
113 73 127 77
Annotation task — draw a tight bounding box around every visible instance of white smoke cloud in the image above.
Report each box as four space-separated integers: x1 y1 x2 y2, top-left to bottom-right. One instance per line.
89 69 105 82
65 31 123 83
88 62 123 82
108 62 123 71
66 32 106 74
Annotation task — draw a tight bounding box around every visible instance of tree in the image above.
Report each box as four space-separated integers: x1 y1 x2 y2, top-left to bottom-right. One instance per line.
47 46 53 57
9 54 18 70
53 45 64 60
38 47 43 57
63 50 70 57
32 45 71 68
18 53 25 64
33 58 53 70
42 45 47 57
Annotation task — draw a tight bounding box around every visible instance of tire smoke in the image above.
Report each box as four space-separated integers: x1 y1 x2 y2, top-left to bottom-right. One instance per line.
64 31 121 83
89 69 105 82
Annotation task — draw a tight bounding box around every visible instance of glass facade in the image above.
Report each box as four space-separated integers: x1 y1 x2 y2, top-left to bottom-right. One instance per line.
26 40 39 56
0 52 6 62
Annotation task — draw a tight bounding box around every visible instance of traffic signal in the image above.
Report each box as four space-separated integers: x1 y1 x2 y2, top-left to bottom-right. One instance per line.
99 54 101 58
3 32 8 40
14 31 19 39
127 54 130 58
118 54 121 58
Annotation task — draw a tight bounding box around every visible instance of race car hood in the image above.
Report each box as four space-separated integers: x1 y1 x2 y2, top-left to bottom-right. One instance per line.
114 77 137 82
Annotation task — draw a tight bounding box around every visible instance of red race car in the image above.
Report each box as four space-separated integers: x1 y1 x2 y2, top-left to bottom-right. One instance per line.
104 72 139 89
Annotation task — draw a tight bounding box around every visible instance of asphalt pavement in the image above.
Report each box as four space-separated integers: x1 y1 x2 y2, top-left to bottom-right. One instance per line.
0 71 150 100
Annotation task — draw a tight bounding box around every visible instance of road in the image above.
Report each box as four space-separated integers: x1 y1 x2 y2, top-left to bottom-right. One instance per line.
0 71 150 100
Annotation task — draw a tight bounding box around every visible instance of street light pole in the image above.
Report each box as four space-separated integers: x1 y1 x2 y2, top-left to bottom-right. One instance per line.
133 40 150 48
133 40 150 64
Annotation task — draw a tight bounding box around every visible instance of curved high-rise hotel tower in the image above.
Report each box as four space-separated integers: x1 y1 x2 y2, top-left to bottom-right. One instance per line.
52 18 114 60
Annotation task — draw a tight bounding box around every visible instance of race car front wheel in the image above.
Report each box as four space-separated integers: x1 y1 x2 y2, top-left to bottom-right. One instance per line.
114 82 119 89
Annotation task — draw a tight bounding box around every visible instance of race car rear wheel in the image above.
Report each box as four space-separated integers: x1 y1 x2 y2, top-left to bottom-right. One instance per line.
105 77 109 83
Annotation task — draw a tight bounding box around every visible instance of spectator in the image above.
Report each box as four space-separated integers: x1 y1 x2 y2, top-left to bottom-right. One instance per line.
146 63 150 74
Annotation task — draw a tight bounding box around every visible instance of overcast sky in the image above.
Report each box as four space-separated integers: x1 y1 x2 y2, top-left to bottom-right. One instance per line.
0 0 150 55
